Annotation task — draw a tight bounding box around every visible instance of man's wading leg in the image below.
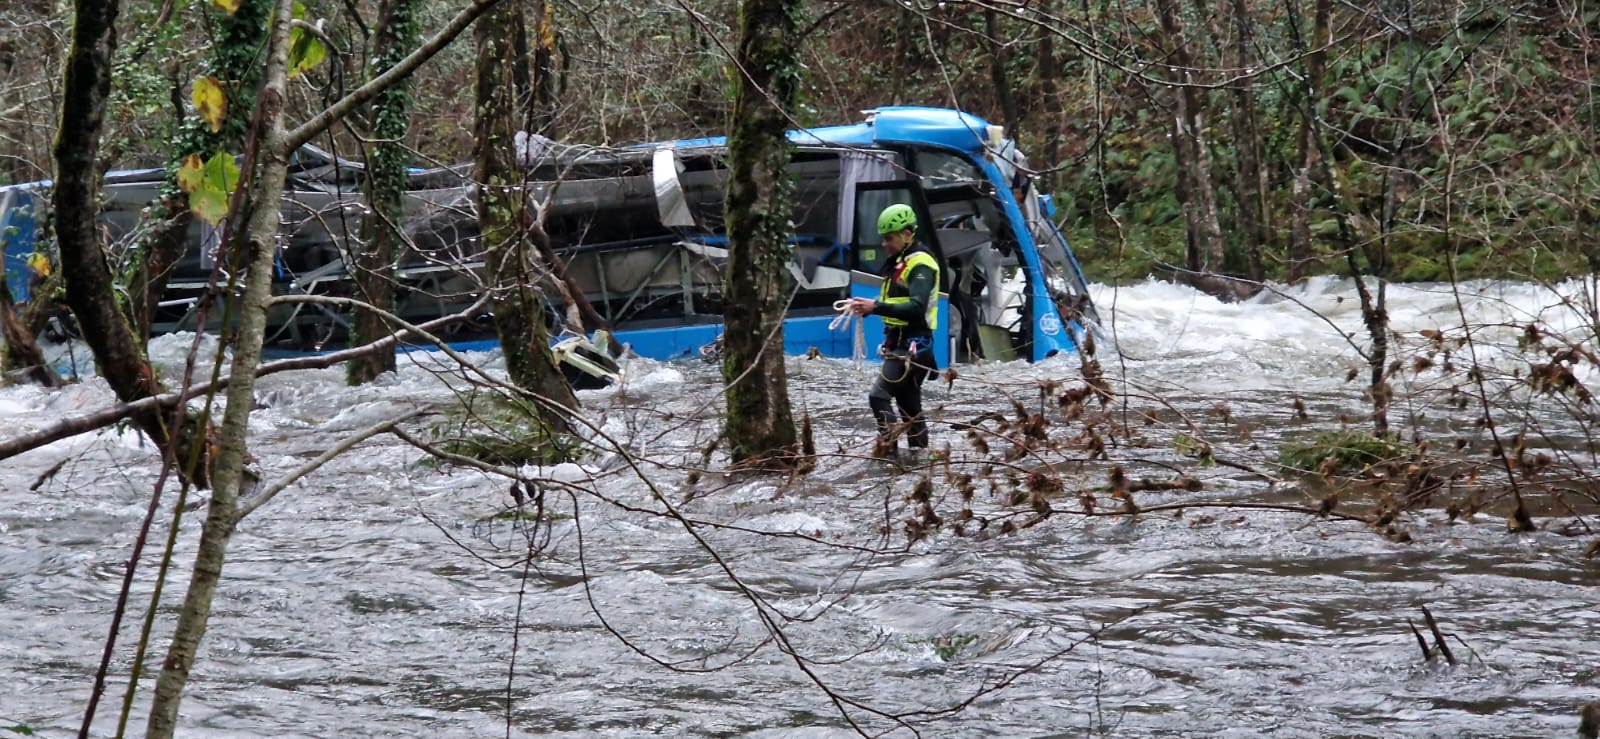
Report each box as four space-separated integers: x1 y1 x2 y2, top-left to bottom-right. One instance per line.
869 349 932 457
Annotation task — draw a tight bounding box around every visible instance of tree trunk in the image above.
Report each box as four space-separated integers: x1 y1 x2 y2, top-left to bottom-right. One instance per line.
0 279 62 386
348 0 419 385
1036 0 1060 194
145 0 297 733
0 45 23 185
986 7 1018 132
517 0 605 335
0 0 54 187
1155 0 1225 272
141 0 509 728
521 0 557 136
1225 0 1266 278
1168 104 1201 273
721 0 800 467
1286 0 1329 282
890 4 912 105
53 0 214 487
475 0 578 433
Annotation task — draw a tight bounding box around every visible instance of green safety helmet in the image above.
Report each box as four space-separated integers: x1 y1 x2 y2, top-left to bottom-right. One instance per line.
877 203 917 235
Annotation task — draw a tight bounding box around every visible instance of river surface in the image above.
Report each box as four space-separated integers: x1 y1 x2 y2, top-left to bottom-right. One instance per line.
2 277 1598 737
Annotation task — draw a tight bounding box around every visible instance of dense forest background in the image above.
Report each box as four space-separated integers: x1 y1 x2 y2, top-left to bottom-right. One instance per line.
3 0 1597 285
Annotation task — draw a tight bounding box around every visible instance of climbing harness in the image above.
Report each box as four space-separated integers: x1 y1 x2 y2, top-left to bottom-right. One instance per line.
877 337 928 383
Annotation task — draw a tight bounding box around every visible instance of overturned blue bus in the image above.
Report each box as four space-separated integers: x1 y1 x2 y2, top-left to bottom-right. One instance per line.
1 106 1098 365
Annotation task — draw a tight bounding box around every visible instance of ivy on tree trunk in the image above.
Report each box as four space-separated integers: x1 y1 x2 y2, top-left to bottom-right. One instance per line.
474 0 578 434
348 0 419 385
132 0 272 341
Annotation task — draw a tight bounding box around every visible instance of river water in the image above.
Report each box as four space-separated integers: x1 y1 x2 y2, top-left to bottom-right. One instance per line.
2 277 1598 737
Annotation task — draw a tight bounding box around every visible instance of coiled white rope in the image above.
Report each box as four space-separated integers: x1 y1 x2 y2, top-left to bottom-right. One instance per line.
830 299 867 369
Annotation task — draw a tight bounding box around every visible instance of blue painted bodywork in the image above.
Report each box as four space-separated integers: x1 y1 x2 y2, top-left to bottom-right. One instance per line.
0 188 39 302
614 314 862 363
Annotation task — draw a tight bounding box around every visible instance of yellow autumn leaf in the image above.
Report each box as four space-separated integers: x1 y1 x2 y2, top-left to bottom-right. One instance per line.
192 76 226 133
536 5 556 51
211 0 240 14
26 252 51 278
176 154 206 194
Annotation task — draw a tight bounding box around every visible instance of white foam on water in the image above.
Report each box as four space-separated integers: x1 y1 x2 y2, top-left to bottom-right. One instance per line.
1091 276 1599 395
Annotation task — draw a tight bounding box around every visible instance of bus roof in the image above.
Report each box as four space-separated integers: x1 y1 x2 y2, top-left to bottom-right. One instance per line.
673 106 998 156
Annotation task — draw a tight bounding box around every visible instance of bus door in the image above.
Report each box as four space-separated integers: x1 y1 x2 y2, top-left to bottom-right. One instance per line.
848 182 950 369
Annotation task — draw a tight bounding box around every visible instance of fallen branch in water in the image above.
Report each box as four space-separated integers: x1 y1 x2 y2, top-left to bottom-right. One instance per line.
1422 605 1458 665
1135 499 1374 524
1407 605 1458 666
1407 619 1431 661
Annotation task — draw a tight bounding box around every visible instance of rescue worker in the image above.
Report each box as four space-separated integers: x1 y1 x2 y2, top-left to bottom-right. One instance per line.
846 203 940 463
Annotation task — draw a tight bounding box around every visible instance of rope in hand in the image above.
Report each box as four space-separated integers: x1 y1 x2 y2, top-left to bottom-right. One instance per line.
830 299 867 369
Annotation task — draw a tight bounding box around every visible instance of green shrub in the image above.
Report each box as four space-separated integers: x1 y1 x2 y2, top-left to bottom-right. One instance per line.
430 392 581 467
1278 430 1412 476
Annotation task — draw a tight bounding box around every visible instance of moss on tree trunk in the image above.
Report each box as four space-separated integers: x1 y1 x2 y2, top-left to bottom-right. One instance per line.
53 0 214 487
474 0 577 435
720 0 802 466
348 0 419 384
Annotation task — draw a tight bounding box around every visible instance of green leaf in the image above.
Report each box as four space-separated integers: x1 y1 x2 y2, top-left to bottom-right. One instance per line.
1330 86 1363 105
180 152 241 225
1483 133 1515 155
288 11 327 79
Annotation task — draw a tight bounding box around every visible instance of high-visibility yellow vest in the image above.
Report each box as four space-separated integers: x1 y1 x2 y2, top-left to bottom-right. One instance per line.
878 249 940 331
